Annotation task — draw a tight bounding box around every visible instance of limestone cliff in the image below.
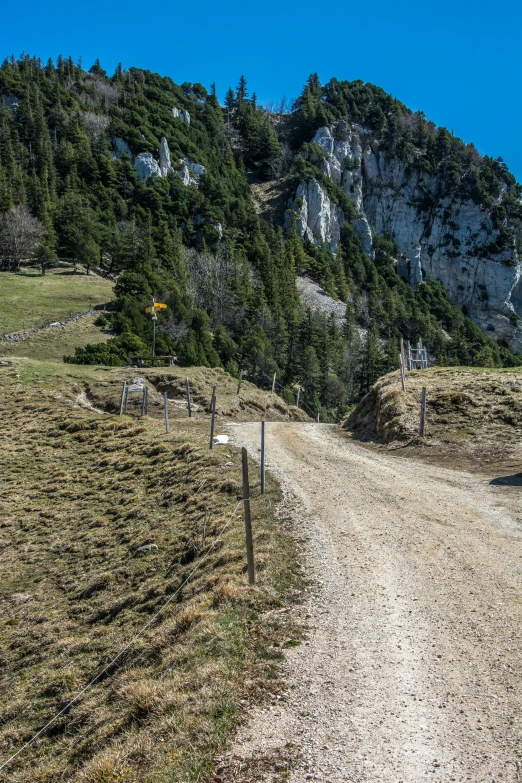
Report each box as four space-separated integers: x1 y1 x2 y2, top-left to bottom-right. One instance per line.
290 122 522 350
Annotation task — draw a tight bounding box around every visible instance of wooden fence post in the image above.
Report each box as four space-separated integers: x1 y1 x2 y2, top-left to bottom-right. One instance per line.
241 447 255 585
123 386 129 415
317 411 320 423
420 386 427 437
260 420 265 495
237 370 243 395
399 354 406 391
209 393 216 449
272 372 276 394
119 381 127 415
141 387 146 417
400 338 407 377
185 377 192 417
164 391 169 434
296 387 300 409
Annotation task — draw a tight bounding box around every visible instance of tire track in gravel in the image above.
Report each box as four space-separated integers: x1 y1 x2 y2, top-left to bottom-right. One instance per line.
226 422 522 783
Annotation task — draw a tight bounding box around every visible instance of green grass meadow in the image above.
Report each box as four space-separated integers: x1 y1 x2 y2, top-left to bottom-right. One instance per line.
0 269 114 335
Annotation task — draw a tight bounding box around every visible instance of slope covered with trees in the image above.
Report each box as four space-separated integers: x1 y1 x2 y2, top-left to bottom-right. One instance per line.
0 55 520 420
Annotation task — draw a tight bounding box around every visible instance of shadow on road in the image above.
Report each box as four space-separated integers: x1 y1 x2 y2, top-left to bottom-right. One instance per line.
490 473 522 486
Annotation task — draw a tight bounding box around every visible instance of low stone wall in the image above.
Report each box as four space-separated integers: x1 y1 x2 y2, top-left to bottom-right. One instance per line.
1 310 98 342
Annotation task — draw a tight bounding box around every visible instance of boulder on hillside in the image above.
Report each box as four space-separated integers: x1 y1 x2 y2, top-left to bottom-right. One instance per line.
134 152 161 179
178 158 205 186
111 137 133 159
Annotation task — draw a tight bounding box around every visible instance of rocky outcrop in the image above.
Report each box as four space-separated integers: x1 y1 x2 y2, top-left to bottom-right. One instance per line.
134 152 161 179
1 94 19 112
172 107 191 124
178 158 205 186
159 136 174 177
111 137 132 159
133 137 204 187
290 122 522 350
295 180 342 252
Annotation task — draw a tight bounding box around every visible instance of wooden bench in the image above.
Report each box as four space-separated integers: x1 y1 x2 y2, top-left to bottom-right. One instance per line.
127 355 177 367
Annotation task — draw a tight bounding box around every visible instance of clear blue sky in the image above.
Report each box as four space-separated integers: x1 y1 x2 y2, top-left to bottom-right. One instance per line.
2 0 521 182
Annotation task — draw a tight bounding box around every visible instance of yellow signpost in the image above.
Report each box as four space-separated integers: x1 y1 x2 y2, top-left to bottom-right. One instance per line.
146 300 168 358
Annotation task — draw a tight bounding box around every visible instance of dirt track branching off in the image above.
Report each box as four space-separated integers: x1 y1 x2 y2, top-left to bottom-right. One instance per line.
343 366 522 472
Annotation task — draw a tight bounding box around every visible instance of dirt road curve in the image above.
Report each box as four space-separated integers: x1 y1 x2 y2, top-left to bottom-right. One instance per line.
229 423 522 782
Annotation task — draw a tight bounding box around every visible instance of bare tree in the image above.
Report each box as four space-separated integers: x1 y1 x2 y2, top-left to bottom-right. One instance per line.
270 141 293 179
396 113 418 134
0 205 44 271
79 92 97 107
276 96 290 115
186 247 245 328
84 76 119 108
84 111 109 140
263 96 290 117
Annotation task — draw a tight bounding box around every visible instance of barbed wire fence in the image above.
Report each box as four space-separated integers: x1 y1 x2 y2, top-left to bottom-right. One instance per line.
0 493 243 774
1 347 433 772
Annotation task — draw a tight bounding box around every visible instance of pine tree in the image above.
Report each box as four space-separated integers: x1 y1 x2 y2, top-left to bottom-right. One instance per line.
236 75 248 107
224 87 235 113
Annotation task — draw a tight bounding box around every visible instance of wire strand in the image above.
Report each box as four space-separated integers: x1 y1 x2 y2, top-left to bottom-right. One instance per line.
0 499 242 774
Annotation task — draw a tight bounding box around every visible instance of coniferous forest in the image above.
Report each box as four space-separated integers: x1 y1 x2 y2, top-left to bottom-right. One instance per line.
1 55 521 420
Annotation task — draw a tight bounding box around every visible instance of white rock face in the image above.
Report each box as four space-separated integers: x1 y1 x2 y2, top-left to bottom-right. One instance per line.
178 158 205 186
295 180 342 253
2 95 19 112
111 137 132 159
134 152 161 179
172 106 191 124
187 160 204 180
178 164 194 187
159 136 174 177
133 137 204 189
292 122 522 350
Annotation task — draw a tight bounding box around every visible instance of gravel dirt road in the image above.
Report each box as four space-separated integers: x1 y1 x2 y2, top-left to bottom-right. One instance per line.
227 422 522 782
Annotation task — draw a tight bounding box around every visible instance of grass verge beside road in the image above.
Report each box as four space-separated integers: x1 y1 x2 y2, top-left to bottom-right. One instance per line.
0 360 302 783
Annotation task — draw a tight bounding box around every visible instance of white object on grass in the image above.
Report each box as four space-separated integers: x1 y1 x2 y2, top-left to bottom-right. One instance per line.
213 435 230 445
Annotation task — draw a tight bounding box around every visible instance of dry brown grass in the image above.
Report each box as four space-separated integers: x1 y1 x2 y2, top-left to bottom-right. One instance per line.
0 360 304 782
342 365 522 472
84 364 308 423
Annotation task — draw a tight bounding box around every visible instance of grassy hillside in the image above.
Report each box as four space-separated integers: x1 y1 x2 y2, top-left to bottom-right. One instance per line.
342 366 522 472
0 269 114 334
1 313 112 361
0 358 303 782
1 55 520 424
